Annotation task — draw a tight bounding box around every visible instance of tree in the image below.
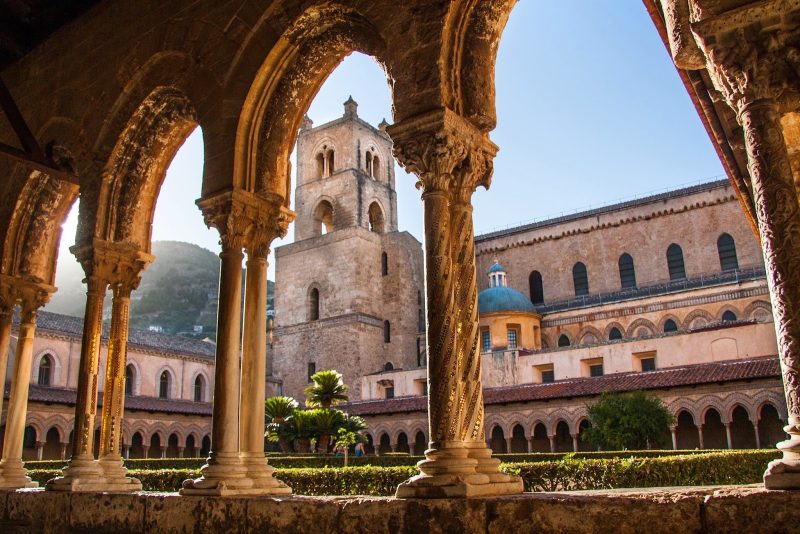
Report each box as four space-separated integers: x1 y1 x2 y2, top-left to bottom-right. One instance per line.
334 427 365 467
308 408 346 453
583 391 674 450
265 396 299 453
304 369 349 408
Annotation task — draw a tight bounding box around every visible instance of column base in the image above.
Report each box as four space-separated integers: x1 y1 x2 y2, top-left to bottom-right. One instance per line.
179 452 254 496
45 455 126 493
241 453 292 494
395 440 523 498
0 459 38 489
98 455 143 491
764 433 800 489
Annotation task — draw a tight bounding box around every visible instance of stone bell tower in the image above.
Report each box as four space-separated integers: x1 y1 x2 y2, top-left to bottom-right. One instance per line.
271 97 425 402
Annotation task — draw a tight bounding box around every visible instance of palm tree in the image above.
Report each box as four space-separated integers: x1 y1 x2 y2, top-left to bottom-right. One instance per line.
264 396 299 453
287 409 316 453
309 408 346 453
304 369 349 408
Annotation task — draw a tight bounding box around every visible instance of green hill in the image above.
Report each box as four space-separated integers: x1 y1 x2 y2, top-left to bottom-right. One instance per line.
46 241 275 340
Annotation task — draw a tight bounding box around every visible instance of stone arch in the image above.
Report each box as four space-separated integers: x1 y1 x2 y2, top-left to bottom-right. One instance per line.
312 198 335 235
697 396 727 422
723 394 756 423
657 314 683 333
545 409 576 434
668 399 701 423
42 415 70 444
148 423 169 446
752 390 788 421
683 309 714 330
91 86 198 252
625 318 656 339
576 325 603 346
743 300 773 323
367 200 386 233
232 3 392 203
603 322 626 341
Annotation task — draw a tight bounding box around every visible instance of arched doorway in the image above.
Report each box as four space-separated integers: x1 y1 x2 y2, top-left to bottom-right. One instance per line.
675 411 699 449
554 421 572 453
396 432 409 454
129 432 145 459
43 427 62 460
22 426 37 461
149 434 162 458
414 431 426 455
200 435 211 457
759 403 787 448
510 424 527 453
185 435 197 458
531 423 550 452
166 433 180 457
378 432 391 454
730 406 756 449
703 408 727 449
490 425 506 454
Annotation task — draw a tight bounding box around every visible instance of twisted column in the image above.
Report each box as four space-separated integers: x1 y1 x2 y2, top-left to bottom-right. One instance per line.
0 279 52 488
239 195 293 494
390 109 522 497
692 14 800 488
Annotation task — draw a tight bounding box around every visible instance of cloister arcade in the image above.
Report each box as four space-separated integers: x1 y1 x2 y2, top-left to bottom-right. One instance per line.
0 0 799 501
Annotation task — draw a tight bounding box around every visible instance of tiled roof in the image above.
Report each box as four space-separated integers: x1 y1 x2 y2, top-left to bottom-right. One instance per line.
4 384 213 416
342 356 781 416
17 310 217 359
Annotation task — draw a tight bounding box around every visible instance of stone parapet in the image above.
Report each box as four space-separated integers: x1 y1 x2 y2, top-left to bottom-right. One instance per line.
1 485 800 533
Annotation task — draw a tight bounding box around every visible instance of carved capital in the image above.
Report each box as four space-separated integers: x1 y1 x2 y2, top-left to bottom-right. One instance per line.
389 108 497 198
245 194 296 259
692 2 800 115
0 273 54 319
70 239 154 294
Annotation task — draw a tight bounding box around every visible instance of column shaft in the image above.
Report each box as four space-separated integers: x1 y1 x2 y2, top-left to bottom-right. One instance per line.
725 424 733 449
0 307 12 423
670 428 677 450
0 307 39 488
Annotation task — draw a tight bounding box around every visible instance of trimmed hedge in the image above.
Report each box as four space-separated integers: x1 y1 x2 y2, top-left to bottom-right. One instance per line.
26 450 779 496
23 449 748 471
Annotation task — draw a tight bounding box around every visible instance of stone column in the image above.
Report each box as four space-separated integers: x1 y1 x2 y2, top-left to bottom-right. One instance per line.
0 275 15 424
97 249 151 489
548 435 556 453
142 445 149 458
123 445 129 460
238 194 292 494
571 434 579 453
526 438 533 453
670 427 677 450
697 426 704 450
60 443 68 461
390 109 522 497
725 423 733 450
36 442 44 461
0 280 52 488
692 8 800 489
754 421 761 449
178 447 184 459
502 438 512 454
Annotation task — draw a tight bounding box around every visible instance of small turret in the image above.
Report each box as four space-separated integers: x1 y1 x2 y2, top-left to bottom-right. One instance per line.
343 95 358 118
300 114 313 131
378 118 389 132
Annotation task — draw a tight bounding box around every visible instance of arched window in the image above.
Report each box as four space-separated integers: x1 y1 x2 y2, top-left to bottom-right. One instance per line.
384 320 391 343
194 375 205 402
368 202 385 233
572 262 589 296
38 354 52 386
384 362 394 372
315 152 325 178
722 310 737 322
717 233 739 271
365 152 372 176
125 364 135 396
159 371 171 399
618 253 636 289
557 334 571 347
326 149 335 175
381 252 388 276
309 287 320 321
608 327 622 341
372 155 380 179
529 270 544 304
313 200 334 235
667 243 686 280
663 319 678 332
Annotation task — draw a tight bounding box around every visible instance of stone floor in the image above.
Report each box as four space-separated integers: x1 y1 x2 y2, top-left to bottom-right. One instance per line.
0 485 798 533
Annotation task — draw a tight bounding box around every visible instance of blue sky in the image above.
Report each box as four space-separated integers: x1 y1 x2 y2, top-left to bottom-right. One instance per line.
58 1 724 280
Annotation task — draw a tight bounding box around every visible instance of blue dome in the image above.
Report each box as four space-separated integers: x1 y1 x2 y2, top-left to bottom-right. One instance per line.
478 286 536 314
487 262 506 274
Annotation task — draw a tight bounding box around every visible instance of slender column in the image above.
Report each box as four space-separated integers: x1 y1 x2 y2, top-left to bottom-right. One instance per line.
526 438 533 453
391 109 521 498
571 434 579 453
142 445 149 458
670 427 677 450
725 423 733 449
391 444 398 453
692 11 800 489
0 276 15 424
754 421 761 449
0 284 50 489
178 447 184 458
36 442 44 461
697 426 705 450
548 435 556 453
504 438 512 454
238 200 292 494
59 443 67 461
47 272 108 490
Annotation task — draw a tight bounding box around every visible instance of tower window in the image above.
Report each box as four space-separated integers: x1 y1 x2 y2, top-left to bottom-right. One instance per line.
307 362 316 382
384 320 391 343
313 200 334 235
667 243 686 280
368 202 385 233
507 328 518 350
618 253 636 289
381 252 388 276
529 270 544 304
315 152 325 178
38 354 52 386
194 375 205 402
717 233 739 271
572 262 589 296
309 287 320 321
326 149 335 175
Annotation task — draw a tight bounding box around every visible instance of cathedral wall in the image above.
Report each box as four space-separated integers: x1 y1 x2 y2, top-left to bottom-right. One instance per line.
475 183 763 302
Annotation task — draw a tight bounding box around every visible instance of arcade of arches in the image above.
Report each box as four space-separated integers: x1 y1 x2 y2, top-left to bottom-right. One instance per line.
1 0 800 503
